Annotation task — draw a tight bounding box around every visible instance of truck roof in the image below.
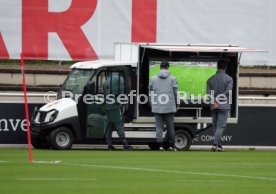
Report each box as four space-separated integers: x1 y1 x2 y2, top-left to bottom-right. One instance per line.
114 43 266 62
142 45 262 52
71 60 137 69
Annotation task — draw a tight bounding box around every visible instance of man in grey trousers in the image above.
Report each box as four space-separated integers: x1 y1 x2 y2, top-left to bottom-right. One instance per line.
207 59 233 152
149 61 180 151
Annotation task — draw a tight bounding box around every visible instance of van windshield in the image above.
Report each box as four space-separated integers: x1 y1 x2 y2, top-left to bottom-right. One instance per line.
61 69 95 96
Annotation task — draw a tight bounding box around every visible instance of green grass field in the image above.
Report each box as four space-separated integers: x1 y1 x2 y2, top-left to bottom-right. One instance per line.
0 148 276 194
150 65 217 98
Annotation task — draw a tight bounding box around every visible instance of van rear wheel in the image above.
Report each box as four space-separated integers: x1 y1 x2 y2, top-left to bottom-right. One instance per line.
49 127 74 150
175 130 192 151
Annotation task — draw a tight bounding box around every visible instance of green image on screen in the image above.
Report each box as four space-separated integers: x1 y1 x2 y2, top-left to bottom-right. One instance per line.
149 61 217 99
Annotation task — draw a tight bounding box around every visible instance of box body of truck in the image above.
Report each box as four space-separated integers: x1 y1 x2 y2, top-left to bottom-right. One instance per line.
115 43 241 123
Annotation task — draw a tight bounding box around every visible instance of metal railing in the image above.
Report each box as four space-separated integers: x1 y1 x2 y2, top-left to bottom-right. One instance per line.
238 96 276 101
0 92 57 97
1 92 276 103
1 92 276 99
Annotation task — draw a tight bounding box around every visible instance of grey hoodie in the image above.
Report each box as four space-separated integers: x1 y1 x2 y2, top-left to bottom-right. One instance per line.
149 69 179 113
207 70 233 110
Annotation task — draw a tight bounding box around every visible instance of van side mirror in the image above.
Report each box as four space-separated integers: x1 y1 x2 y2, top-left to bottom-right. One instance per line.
86 81 96 94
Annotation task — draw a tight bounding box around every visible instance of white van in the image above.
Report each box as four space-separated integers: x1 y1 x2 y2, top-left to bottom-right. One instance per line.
31 43 257 150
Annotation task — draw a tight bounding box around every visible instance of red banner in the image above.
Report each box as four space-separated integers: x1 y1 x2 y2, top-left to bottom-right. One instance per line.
0 33 9 59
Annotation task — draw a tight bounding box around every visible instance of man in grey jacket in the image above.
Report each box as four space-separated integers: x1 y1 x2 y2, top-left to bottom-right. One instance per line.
207 59 233 152
149 61 180 151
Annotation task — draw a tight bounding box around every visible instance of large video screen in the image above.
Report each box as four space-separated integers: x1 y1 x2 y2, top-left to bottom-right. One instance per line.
149 61 217 99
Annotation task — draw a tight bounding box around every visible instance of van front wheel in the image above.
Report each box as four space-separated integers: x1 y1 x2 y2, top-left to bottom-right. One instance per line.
49 127 74 150
31 137 50 149
174 130 192 151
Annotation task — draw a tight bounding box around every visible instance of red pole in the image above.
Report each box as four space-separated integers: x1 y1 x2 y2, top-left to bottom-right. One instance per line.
20 53 33 163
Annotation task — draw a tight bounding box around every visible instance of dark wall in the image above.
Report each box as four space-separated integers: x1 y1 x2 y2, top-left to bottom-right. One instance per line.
0 103 43 144
193 106 276 146
1 103 276 146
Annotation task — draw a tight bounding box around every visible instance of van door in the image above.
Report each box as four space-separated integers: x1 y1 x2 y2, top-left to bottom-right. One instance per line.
85 68 128 139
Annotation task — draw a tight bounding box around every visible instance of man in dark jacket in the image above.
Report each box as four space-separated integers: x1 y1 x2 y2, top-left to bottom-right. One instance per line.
149 61 180 151
104 72 132 151
207 59 233 152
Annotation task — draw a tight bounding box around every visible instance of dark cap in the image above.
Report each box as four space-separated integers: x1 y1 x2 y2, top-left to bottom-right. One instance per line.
217 59 228 70
160 61 170 68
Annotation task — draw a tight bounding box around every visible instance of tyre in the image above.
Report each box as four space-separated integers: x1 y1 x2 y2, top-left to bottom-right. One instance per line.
49 127 74 150
174 130 192 151
31 137 50 149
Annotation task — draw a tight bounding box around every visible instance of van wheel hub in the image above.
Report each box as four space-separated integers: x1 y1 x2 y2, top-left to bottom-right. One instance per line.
175 134 187 149
56 132 70 146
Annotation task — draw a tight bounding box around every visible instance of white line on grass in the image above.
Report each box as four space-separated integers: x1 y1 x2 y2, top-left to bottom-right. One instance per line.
176 179 248 183
32 160 276 181
62 162 276 181
0 160 10 163
227 162 276 166
33 160 62 164
15 177 96 181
